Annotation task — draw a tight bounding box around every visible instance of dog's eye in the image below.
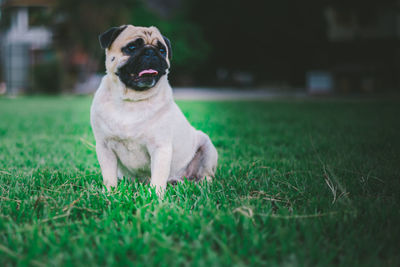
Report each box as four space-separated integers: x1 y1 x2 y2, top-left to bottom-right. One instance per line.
159 48 166 56
128 45 136 51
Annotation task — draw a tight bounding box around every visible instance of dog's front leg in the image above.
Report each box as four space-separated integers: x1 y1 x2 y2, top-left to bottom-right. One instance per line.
149 145 172 197
96 142 118 190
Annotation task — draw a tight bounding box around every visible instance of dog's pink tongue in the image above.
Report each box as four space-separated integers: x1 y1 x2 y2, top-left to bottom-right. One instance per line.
138 69 158 77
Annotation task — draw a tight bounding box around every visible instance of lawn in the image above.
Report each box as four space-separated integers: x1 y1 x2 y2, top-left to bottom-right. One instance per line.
0 96 399 266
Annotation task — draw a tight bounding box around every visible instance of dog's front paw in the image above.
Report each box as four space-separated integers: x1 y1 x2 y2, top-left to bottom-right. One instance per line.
148 185 165 199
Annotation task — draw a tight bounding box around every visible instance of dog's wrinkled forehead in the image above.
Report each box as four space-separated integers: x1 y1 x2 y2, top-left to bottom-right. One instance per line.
110 25 164 51
99 25 172 61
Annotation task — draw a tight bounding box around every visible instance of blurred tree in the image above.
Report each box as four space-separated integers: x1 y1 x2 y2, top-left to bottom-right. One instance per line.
51 0 209 88
188 0 327 86
51 0 138 90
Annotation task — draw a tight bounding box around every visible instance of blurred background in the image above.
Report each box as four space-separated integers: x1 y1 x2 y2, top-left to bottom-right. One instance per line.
0 0 399 95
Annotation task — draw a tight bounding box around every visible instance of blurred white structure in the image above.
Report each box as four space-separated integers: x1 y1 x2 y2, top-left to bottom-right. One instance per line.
0 1 52 94
307 71 334 95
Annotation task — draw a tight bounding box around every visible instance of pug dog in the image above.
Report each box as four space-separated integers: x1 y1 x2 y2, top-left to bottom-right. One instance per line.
90 25 218 196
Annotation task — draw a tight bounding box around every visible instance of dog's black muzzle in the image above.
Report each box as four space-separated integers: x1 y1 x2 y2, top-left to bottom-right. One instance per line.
117 47 169 91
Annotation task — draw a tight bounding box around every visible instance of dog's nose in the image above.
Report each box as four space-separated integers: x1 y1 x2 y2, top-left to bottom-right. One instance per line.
143 48 156 58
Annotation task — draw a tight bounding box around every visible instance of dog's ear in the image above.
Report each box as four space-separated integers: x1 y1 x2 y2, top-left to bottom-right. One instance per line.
162 35 172 60
99 25 127 49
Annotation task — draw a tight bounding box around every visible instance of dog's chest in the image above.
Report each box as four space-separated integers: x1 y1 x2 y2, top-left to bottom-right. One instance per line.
108 137 150 170
99 109 153 171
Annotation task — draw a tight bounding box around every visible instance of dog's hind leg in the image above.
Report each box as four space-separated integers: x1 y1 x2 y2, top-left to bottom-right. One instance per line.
183 131 218 182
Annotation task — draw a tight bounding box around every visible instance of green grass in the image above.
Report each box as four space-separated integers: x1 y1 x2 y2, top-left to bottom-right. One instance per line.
0 96 399 266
